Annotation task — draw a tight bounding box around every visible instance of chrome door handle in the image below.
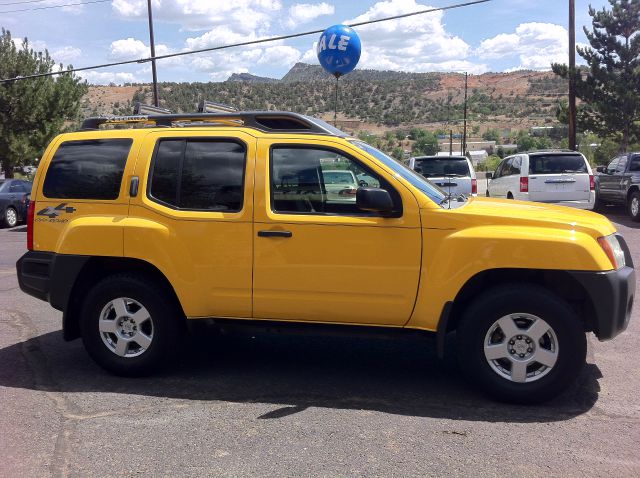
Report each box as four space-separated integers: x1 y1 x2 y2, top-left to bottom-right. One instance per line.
258 230 293 238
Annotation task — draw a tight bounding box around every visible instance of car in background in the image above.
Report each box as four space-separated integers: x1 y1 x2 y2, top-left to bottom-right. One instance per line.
407 155 477 197
0 179 32 228
487 151 594 209
322 169 359 202
594 152 640 221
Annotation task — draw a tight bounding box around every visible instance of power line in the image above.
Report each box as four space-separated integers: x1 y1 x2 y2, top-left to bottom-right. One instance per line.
0 0 492 84
0 0 70 6
0 0 109 14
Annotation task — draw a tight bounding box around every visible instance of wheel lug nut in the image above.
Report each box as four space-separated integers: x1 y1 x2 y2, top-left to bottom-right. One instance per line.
517 335 522 340
509 340 514 345
519 353 525 358
527 348 532 352
510 349 515 354
525 339 531 343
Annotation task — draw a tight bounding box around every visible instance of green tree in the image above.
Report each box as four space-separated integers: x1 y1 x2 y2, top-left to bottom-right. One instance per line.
552 0 640 152
0 29 87 178
412 131 439 156
482 128 501 143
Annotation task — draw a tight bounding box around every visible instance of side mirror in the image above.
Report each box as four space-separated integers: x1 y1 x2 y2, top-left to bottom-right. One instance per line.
486 172 493 180
356 187 394 214
596 166 606 173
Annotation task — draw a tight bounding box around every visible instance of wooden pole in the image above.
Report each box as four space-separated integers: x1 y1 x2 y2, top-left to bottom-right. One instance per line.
568 0 577 150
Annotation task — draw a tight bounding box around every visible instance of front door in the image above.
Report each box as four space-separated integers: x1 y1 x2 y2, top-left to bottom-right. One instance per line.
252 139 422 326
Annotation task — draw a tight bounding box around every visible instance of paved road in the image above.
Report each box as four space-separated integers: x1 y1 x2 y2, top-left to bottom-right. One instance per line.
1 209 639 477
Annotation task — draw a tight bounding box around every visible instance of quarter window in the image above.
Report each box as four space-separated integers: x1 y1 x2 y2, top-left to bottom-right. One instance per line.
271 147 398 216
149 139 246 211
43 139 132 200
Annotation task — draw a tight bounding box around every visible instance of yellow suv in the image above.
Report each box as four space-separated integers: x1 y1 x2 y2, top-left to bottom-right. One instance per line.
16 111 635 403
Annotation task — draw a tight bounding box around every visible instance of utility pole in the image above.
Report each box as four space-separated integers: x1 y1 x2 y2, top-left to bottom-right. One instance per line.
462 72 468 155
568 0 577 150
147 0 160 107
449 129 453 155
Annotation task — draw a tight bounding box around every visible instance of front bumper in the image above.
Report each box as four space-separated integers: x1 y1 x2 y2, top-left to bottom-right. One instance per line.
569 265 635 341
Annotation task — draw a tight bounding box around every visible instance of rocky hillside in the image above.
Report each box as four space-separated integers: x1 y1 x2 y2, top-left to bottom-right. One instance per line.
82 63 568 132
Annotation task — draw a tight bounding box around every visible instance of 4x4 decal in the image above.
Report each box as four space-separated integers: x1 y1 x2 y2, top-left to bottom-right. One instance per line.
37 203 76 218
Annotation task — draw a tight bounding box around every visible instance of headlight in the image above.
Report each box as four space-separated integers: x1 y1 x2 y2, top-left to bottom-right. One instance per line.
598 234 626 269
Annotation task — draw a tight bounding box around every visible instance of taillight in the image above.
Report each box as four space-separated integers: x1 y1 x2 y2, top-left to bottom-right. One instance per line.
471 178 477 194
589 174 595 191
27 201 35 251
520 177 529 193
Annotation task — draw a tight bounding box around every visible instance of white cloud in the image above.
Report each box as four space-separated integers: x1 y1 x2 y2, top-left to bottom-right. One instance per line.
79 70 140 85
112 0 283 32
286 2 334 28
342 0 480 73
476 22 568 70
257 45 301 67
109 38 148 60
51 46 82 63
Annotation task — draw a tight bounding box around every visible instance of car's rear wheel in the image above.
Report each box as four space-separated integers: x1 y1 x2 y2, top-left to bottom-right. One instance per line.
3 207 18 228
627 191 640 222
456 284 586 403
80 274 183 376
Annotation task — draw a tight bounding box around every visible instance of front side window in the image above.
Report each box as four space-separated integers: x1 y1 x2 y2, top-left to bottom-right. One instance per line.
629 155 640 172
43 139 132 200
271 146 400 215
502 158 515 177
616 156 628 173
606 158 619 175
149 139 246 211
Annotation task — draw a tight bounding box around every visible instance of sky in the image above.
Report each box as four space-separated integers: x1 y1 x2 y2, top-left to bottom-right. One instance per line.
1 0 610 84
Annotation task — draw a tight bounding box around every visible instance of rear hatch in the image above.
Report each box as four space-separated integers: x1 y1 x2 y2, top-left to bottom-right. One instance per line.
527 153 591 202
414 157 472 196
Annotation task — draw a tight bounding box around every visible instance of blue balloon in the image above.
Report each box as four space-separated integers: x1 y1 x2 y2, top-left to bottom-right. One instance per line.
317 24 361 77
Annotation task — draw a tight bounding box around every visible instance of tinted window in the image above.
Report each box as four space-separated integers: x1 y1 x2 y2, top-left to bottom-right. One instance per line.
43 139 132 199
502 158 514 176
414 158 470 177
616 156 628 173
271 147 396 215
511 157 522 175
606 158 619 175
149 139 246 211
9 182 22 193
529 154 587 174
629 155 640 172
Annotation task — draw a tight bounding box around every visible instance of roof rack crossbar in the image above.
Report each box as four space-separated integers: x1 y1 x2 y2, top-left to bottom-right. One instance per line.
79 111 347 137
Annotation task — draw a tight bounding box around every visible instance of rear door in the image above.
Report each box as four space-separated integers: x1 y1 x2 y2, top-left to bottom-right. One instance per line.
416 158 472 196
598 157 620 202
527 153 590 203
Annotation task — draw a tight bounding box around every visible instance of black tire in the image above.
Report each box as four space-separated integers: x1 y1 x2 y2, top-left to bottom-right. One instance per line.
592 190 604 212
80 274 183 376
485 189 490 197
456 284 587 404
3 206 18 228
506 192 514 199
627 190 640 222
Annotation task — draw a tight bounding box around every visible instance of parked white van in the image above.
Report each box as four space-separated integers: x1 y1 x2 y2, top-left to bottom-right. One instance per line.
487 151 595 209
407 155 477 197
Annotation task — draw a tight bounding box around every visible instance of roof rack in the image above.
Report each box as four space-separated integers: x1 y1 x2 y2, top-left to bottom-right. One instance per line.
133 102 172 115
198 100 237 113
79 111 348 137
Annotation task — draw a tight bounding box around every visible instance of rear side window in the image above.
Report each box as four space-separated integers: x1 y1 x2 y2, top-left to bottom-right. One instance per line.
630 155 640 172
43 139 132 199
529 154 587 174
149 139 246 211
415 158 469 177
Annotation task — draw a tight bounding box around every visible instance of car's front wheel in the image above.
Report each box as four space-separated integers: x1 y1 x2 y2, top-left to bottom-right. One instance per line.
80 274 183 376
627 191 640 222
456 284 586 403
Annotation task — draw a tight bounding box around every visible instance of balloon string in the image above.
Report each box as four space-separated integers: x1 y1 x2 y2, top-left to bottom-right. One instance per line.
334 75 339 127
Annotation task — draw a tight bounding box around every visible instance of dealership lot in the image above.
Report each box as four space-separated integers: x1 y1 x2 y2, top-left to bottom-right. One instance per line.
1 209 639 477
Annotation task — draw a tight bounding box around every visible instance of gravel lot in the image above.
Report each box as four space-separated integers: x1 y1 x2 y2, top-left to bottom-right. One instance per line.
1 207 639 477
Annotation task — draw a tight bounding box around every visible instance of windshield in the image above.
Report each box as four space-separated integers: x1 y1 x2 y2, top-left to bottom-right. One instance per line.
349 140 448 206
529 154 587 174
415 158 470 177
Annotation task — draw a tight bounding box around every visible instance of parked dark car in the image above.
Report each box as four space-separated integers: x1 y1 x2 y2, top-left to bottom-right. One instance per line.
0 179 32 228
595 152 640 220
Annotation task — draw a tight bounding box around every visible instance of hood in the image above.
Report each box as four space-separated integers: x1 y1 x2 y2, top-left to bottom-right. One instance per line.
427 197 616 238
